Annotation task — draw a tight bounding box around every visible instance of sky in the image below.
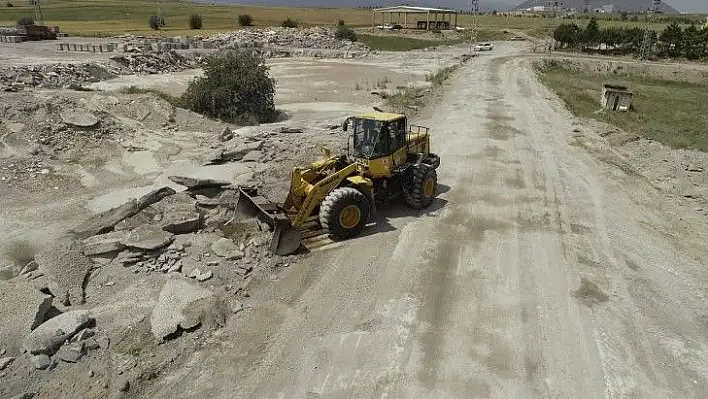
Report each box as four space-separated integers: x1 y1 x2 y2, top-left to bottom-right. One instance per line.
664 0 705 12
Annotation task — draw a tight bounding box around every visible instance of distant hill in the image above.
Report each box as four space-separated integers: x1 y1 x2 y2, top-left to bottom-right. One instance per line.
202 1 517 12
513 0 679 13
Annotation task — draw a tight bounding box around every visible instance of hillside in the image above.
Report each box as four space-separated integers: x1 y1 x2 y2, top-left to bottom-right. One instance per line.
514 0 679 13
203 0 517 12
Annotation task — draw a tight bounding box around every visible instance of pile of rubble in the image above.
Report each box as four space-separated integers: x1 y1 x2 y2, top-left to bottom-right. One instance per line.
108 50 202 75
201 27 369 52
0 62 121 90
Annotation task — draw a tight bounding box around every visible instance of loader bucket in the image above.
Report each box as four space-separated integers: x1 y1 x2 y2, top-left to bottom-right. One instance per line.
235 187 302 256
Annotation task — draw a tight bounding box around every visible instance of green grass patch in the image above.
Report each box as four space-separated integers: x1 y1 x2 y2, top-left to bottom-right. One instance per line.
119 86 183 107
537 65 708 151
357 34 465 51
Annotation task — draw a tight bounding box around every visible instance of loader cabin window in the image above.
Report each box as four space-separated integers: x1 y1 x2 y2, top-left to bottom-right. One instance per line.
348 118 406 160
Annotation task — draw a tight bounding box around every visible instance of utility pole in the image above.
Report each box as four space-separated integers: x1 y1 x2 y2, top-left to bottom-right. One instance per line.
545 0 563 55
29 0 44 25
639 0 661 60
468 0 480 55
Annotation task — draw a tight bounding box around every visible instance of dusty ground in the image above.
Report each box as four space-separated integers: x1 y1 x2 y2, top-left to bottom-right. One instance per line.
0 37 472 398
140 45 708 398
2 35 708 398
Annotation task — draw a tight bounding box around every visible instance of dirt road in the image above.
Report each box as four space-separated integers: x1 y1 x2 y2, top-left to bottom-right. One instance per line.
147 45 708 398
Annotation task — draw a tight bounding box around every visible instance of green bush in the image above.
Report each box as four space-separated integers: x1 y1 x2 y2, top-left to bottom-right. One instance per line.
335 25 357 42
282 17 298 28
238 14 253 27
149 15 161 30
189 14 203 30
6 2 14 7
181 51 277 125
17 17 34 26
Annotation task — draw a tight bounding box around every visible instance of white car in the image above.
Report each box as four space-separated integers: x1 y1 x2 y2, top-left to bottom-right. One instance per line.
474 42 493 51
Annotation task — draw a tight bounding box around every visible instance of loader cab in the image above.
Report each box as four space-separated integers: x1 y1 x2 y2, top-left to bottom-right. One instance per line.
343 112 410 176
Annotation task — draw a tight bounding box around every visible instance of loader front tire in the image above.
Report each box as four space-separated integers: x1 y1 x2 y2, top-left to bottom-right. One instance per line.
404 163 437 210
320 187 369 239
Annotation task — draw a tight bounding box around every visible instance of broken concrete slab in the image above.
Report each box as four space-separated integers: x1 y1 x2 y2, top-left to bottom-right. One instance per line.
279 127 304 133
150 275 216 342
219 141 265 162
30 354 51 370
220 127 234 142
152 193 202 235
57 342 85 363
114 207 160 232
168 176 231 190
0 281 53 353
0 356 15 371
196 270 213 282
59 108 99 127
23 310 93 355
241 150 263 163
211 238 244 260
19 260 39 275
82 231 128 256
71 187 176 239
35 241 93 306
124 225 174 250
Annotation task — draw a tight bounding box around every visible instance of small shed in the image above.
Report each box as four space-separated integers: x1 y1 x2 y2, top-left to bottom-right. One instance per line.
601 84 633 112
372 6 458 31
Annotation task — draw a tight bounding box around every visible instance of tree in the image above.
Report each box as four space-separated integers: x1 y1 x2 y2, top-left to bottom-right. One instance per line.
682 25 702 59
335 25 357 42
582 17 601 49
554 23 582 49
660 22 684 57
238 14 253 27
282 17 298 28
181 51 277 125
17 17 34 26
149 15 161 30
189 14 203 30
620 11 628 21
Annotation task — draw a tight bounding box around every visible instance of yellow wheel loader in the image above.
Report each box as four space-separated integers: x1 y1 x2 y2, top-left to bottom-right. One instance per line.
236 111 441 255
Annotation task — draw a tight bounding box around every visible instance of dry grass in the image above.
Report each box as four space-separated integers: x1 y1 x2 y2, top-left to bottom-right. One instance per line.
537 62 708 152
0 0 684 38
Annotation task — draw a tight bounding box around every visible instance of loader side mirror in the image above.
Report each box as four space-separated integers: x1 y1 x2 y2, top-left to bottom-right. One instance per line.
342 122 348 132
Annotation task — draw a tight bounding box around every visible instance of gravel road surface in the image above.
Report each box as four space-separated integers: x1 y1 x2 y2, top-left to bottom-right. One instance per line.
148 44 708 399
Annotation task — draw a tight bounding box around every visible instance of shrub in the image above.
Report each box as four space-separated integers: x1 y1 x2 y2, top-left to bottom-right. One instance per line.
6 2 14 7
282 17 298 28
335 25 357 42
181 51 277 125
337 19 345 26
17 17 34 26
238 14 253 27
149 15 161 30
189 14 203 30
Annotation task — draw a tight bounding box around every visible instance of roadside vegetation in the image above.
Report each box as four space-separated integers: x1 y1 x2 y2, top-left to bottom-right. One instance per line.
554 17 708 60
537 62 708 151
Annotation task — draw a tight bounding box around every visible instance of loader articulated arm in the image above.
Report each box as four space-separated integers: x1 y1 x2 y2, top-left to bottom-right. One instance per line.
291 162 360 227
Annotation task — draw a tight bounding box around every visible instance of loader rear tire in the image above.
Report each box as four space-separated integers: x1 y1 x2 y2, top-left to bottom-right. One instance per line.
320 187 369 239
404 163 437 210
